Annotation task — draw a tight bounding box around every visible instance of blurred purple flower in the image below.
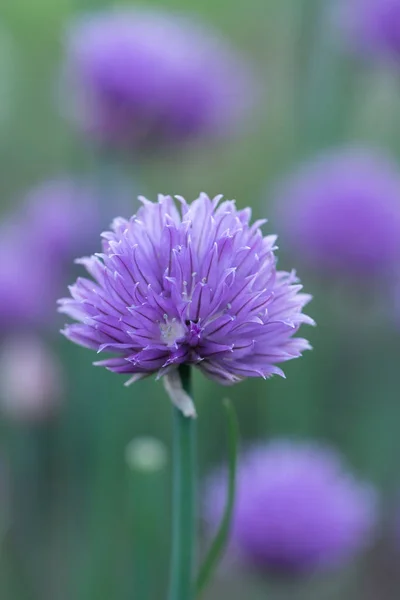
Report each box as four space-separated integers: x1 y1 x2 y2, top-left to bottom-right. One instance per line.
0 176 117 331
342 0 400 60
274 147 400 277
24 177 101 264
59 194 313 393
64 8 254 149
0 334 63 422
204 440 377 574
0 220 58 330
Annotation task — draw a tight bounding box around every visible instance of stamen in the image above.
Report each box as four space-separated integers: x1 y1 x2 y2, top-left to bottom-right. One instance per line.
159 317 186 347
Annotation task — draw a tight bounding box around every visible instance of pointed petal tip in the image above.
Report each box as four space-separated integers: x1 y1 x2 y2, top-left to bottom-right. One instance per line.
59 327 72 341
124 373 146 386
74 255 90 265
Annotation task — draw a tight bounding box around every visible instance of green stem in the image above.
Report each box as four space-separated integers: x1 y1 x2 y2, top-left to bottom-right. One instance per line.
168 364 196 600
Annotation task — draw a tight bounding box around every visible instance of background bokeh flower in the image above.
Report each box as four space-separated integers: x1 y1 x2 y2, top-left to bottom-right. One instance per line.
204 440 377 575
342 0 400 60
63 8 254 150
23 177 101 264
273 147 400 278
0 220 58 330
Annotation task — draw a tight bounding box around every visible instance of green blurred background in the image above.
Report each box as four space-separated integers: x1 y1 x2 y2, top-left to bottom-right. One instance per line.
1 0 400 598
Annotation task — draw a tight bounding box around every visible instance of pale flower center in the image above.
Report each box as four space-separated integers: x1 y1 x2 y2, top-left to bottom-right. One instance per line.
159 315 186 347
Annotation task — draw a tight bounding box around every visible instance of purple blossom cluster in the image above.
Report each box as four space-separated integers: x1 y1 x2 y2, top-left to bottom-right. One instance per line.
0 177 101 331
0 219 56 331
204 440 377 574
64 8 254 149
24 178 101 264
274 147 400 278
342 0 400 60
59 193 313 386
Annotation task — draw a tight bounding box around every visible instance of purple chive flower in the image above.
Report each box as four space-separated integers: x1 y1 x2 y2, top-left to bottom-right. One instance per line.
59 194 313 400
24 178 101 264
0 177 110 331
274 147 400 278
341 0 400 60
0 220 58 330
204 441 377 574
64 8 253 149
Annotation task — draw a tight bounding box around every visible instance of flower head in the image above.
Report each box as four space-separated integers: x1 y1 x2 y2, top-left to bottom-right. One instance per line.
0 176 113 332
204 440 377 574
0 220 58 330
274 147 400 277
64 8 253 149
24 178 101 264
59 194 313 389
341 0 400 60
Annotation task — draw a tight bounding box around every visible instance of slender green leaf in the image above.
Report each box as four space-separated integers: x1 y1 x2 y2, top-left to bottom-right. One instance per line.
196 398 239 596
